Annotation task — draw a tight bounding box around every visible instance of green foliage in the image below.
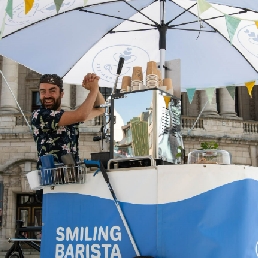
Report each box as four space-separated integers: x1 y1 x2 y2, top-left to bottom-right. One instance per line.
176 146 182 158
199 141 218 150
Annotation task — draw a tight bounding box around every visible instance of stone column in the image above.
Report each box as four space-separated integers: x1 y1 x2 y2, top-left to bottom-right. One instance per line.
250 146 258 167
200 90 219 117
75 85 91 126
218 88 239 119
61 83 71 110
76 85 89 108
0 57 19 113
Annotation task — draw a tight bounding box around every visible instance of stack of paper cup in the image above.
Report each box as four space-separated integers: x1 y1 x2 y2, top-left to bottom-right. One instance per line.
120 76 131 93
146 61 159 88
156 69 162 87
163 78 173 95
131 66 143 91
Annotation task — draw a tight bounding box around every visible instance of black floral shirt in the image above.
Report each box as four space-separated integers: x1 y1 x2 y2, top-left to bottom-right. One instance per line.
31 107 79 169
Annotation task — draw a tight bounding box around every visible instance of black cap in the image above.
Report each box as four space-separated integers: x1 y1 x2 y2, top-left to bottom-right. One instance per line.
39 74 63 92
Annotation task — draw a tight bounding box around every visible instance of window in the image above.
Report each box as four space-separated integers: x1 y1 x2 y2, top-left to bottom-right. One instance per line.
31 91 41 112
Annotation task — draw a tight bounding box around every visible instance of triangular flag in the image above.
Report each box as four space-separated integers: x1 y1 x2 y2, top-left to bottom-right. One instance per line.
5 0 13 18
205 87 215 103
225 14 241 44
245 81 255 97
163 96 171 109
186 88 196 104
197 0 211 16
255 21 258 29
84 0 88 6
54 0 65 13
24 0 34 15
226 86 235 100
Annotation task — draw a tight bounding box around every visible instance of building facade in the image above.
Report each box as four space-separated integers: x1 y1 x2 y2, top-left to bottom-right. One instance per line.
0 56 257 250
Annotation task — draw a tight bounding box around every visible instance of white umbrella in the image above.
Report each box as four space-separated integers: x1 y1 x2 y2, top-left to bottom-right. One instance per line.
0 0 257 92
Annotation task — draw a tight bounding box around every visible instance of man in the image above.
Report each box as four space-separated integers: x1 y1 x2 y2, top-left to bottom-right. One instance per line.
31 73 105 168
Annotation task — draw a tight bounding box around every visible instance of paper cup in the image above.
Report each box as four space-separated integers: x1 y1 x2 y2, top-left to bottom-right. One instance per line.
121 76 131 91
40 155 55 186
146 61 158 76
163 78 173 90
132 67 143 81
132 86 139 91
154 69 162 86
159 86 167 91
40 167 54 186
127 86 131 92
146 74 158 81
40 154 55 169
146 80 159 88
167 88 174 95
26 170 41 190
131 80 142 87
139 83 145 90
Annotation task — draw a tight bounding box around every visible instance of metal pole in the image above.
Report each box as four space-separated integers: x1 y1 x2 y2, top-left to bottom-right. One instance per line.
159 0 166 80
187 99 209 135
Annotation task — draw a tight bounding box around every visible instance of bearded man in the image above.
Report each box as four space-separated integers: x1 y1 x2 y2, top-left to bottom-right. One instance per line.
31 73 105 169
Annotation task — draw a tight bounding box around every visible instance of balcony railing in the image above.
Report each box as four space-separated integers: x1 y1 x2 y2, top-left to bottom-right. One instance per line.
15 113 31 126
243 121 258 133
181 116 204 130
12 114 104 127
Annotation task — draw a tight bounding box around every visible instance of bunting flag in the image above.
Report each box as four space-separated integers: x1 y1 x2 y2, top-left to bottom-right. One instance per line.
186 88 196 104
205 87 215 103
24 0 34 15
54 0 65 13
225 14 241 44
245 81 255 98
84 0 88 6
226 86 235 100
197 0 211 16
255 21 258 29
5 0 12 18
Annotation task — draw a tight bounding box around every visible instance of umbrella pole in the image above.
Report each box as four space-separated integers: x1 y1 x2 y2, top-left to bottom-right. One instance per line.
159 0 167 80
160 49 165 80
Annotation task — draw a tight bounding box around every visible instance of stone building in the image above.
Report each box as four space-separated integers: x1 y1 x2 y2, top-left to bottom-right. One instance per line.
0 56 257 250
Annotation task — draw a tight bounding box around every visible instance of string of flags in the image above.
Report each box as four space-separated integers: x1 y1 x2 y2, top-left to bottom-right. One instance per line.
0 0 89 39
197 0 258 44
186 80 256 104
186 0 258 103
4 0 88 16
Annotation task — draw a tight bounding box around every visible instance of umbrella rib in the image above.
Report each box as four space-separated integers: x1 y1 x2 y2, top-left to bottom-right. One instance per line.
120 0 159 26
168 27 215 32
165 0 258 73
109 28 157 33
165 3 196 26
80 9 157 28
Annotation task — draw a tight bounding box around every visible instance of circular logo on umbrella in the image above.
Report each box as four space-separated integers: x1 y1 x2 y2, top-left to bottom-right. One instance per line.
92 45 150 83
237 24 258 58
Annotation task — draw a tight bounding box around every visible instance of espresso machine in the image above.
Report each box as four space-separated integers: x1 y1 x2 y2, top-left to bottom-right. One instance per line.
92 58 183 169
108 88 182 168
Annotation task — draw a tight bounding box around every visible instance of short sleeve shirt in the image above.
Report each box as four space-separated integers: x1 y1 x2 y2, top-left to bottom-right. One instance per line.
31 107 79 168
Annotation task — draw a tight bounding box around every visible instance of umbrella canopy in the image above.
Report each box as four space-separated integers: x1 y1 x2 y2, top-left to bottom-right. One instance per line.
0 0 257 92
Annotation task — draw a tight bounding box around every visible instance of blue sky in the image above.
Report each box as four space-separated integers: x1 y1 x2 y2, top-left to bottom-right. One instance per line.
114 90 153 125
